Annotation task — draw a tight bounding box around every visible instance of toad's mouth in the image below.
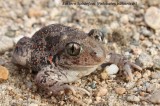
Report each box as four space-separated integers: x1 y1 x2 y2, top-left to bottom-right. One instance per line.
59 63 102 71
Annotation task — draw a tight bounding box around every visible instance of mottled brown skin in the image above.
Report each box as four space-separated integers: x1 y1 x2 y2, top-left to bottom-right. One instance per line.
12 24 142 95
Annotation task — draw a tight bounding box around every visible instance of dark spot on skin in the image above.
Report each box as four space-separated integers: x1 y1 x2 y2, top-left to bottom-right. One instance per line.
44 71 50 76
85 58 87 62
40 76 47 83
47 60 50 64
14 46 19 53
48 81 58 87
53 54 60 66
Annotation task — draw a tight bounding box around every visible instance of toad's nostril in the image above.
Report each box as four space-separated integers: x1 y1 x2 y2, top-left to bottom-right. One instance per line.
94 52 97 55
90 52 97 57
95 51 104 58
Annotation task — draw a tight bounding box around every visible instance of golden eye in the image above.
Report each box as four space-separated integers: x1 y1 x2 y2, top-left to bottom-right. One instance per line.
65 42 82 56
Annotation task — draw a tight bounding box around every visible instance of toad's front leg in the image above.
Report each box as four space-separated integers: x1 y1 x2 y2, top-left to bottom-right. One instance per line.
107 53 142 80
12 37 32 67
35 68 90 96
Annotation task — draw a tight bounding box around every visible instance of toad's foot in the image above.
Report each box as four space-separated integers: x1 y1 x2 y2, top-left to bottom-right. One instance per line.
35 70 90 96
52 85 90 96
45 84 90 96
12 37 32 67
108 53 142 80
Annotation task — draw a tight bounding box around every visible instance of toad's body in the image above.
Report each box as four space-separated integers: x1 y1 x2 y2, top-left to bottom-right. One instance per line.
12 24 142 95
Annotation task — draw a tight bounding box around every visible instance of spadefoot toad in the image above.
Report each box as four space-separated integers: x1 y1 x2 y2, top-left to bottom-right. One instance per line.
12 24 142 95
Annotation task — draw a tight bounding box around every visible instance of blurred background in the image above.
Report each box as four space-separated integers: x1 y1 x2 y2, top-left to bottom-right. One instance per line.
0 0 160 53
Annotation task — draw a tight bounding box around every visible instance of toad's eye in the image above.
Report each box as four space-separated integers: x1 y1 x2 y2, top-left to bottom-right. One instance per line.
65 42 82 56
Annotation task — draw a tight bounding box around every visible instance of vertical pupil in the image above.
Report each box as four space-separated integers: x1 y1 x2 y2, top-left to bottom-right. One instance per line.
66 42 81 56
71 44 75 54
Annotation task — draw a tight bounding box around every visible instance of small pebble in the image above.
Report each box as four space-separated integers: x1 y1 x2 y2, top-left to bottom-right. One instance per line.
146 84 157 93
145 7 160 29
125 82 136 89
133 32 140 41
132 87 138 92
127 95 140 102
0 65 9 80
26 81 33 89
150 79 158 83
139 92 146 97
130 45 142 55
59 101 65 106
142 70 151 78
136 53 153 68
0 59 5 65
134 71 142 79
29 103 38 106
153 55 160 69
149 48 158 56
142 40 152 47
100 71 108 80
95 96 101 102
110 21 119 30
28 7 44 18
5 30 16 37
141 27 152 37
90 81 96 89
151 71 160 79
54 0 62 5
142 101 148 105
96 87 108 97
147 0 160 6
115 87 126 95
0 36 14 53
105 64 119 75
120 14 129 24
50 8 59 19
147 89 160 104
